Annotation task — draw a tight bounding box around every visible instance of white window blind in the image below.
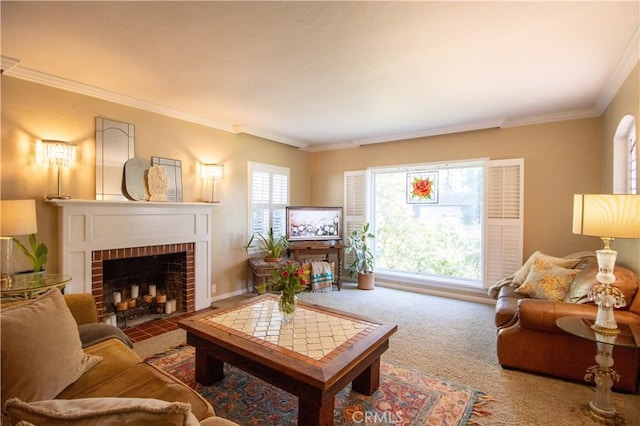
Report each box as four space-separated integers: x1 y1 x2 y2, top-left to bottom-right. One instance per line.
484 158 524 286
344 171 368 269
247 162 289 252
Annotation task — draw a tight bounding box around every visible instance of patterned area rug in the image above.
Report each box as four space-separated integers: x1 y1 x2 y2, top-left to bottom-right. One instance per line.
146 345 493 425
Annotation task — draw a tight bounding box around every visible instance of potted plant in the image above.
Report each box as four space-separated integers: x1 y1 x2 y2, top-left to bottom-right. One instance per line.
345 222 375 290
245 227 289 262
13 234 48 273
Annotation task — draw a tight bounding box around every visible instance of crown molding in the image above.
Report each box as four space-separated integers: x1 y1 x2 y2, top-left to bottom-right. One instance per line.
1 57 236 133
232 124 308 148
501 107 600 128
302 142 361 152
1 56 20 73
596 25 640 114
352 119 505 146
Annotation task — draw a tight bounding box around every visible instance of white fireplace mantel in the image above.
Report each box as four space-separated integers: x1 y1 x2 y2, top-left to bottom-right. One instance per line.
49 199 215 310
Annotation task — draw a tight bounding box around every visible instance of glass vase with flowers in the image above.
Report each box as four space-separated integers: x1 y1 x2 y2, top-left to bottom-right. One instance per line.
269 261 307 323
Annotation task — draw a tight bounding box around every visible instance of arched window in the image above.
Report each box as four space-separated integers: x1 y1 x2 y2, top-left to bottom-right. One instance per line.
613 115 637 194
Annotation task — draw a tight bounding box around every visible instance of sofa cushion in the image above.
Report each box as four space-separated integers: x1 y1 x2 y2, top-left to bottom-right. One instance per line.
4 397 199 426
57 338 143 399
0 289 102 413
512 251 581 285
564 262 639 308
57 361 215 421
515 259 581 301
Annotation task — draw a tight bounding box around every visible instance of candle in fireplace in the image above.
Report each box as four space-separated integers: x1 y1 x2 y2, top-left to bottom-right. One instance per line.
113 291 122 304
131 285 139 299
149 284 157 297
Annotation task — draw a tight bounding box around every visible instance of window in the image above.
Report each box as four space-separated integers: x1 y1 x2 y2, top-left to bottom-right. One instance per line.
344 158 523 288
247 162 289 252
613 115 637 194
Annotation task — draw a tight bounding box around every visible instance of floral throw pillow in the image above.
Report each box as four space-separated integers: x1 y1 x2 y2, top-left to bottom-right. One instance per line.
515 259 581 301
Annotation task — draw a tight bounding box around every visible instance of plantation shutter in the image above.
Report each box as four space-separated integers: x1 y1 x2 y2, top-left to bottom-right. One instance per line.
484 158 524 287
344 171 368 271
247 162 289 255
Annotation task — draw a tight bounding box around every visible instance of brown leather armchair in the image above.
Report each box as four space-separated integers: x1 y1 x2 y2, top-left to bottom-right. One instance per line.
491 253 640 393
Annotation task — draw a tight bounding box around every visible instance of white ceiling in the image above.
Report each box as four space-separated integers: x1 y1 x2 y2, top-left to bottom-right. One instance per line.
1 1 639 151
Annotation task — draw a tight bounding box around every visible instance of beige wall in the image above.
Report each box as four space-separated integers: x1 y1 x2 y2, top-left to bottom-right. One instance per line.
601 62 640 273
1 76 311 296
310 119 609 271
2 61 638 293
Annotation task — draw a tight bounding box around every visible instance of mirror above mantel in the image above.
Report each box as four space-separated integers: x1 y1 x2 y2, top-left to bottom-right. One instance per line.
95 117 135 201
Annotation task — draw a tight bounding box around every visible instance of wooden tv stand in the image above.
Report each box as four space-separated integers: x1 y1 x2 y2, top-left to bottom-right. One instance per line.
288 242 344 291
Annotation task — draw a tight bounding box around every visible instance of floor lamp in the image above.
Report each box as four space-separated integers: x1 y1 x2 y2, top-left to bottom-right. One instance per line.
0 200 38 287
572 194 640 334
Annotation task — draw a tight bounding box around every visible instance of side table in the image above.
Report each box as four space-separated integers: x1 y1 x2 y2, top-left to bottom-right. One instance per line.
556 316 639 424
288 243 344 290
0 273 72 301
248 257 292 294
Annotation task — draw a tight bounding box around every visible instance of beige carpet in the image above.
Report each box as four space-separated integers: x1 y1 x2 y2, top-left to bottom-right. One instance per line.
134 284 640 425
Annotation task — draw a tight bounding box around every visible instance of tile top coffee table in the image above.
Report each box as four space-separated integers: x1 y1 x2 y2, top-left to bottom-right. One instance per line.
179 293 397 426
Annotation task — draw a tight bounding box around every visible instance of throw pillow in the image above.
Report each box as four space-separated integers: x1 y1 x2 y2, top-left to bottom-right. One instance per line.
515 259 581 301
512 251 581 285
0 289 102 413
4 397 199 426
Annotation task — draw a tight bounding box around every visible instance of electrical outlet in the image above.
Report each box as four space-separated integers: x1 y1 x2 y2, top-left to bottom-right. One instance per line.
211 283 217 294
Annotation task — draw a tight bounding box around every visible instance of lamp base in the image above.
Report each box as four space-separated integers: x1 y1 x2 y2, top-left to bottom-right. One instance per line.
45 194 71 200
591 323 621 336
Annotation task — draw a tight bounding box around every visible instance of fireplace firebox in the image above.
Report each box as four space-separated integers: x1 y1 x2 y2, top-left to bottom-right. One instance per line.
92 243 195 326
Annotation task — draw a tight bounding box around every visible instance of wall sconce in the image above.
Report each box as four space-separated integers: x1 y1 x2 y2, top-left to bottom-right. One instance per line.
573 194 640 334
1 199 38 287
201 163 224 203
39 140 76 200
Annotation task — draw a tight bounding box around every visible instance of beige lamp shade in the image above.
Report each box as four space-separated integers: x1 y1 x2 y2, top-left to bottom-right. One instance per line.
573 194 640 239
1 200 38 237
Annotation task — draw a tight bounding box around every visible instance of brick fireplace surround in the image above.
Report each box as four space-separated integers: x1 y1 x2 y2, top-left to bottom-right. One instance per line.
92 243 195 321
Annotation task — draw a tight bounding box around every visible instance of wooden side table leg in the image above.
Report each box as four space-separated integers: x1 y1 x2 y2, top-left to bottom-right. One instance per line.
195 348 224 385
352 357 380 395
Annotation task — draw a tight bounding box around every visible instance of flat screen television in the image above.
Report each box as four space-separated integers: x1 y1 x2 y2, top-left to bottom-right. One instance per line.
286 206 342 242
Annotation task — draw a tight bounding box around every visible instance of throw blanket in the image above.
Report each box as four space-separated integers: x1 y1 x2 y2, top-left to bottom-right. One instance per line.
311 261 333 293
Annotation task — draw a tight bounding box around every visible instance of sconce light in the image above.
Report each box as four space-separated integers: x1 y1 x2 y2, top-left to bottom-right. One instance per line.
39 140 76 200
201 163 224 203
1 199 38 287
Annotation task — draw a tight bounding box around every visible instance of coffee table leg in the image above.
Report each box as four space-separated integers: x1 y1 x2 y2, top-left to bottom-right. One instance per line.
352 357 381 395
195 348 224 385
298 397 334 426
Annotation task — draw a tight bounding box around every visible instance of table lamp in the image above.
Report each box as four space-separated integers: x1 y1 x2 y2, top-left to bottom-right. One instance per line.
40 140 76 200
202 163 224 203
0 200 38 287
573 194 640 334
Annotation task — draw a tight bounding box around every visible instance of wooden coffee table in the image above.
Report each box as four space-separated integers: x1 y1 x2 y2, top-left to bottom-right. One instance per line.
179 293 397 426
